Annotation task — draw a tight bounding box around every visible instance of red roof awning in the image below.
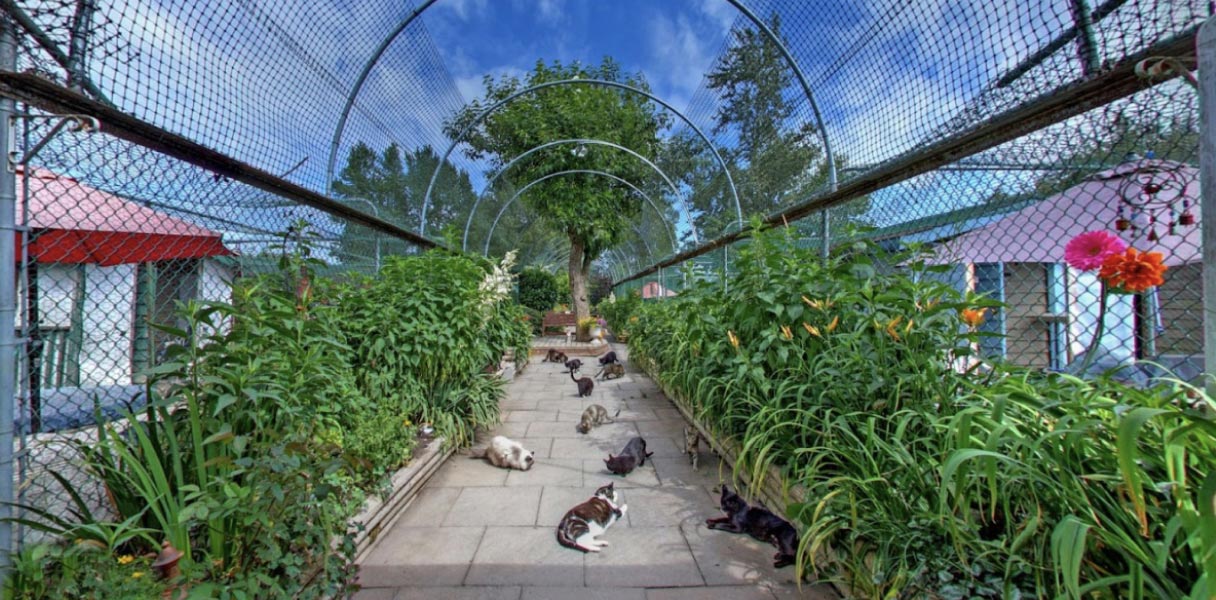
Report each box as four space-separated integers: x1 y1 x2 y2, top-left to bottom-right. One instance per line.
15 167 233 266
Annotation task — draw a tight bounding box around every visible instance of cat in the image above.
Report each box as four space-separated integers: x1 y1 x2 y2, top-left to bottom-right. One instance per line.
598 351 619 365
545 349 569 363
571 369 594 397
683 425 703 470
468 435 535 471
576 404 619 434
706 485 799 568
555 482 626 553
564 358 583 373
603 436 653 475
596 363 625 381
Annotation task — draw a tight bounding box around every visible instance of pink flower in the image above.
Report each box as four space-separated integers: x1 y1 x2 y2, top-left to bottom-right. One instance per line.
1064 231 1127 271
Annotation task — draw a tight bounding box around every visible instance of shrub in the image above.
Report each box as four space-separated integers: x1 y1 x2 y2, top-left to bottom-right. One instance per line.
518 267 559 312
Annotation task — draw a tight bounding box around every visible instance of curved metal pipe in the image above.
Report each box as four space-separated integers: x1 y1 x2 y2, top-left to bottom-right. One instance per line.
324 0 833 246
464 138 690 250
325 0 440 195
723 0 837 258
426 78 740 236
482 169 667 256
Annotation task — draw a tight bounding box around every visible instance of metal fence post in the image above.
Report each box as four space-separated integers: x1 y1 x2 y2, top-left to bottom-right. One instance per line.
0 14 18 568
1200 16 1216 395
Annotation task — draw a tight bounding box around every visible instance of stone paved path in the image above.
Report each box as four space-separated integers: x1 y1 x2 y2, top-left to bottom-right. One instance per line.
355 344 838 600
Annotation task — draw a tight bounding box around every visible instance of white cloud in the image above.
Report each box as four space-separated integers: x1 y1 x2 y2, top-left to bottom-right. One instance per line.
432 0 490 20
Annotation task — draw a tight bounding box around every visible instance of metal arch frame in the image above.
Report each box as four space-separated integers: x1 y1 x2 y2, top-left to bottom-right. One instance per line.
462 138 687 251
503 213 656 279
722 0 838 258
482 169 667 256
324 0 836 240
426 78 740 236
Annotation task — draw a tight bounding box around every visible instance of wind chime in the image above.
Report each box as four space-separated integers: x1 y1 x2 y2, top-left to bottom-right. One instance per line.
1113 161 1196 242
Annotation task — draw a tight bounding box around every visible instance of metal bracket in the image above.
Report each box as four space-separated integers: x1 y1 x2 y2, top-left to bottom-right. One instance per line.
6 113 99 168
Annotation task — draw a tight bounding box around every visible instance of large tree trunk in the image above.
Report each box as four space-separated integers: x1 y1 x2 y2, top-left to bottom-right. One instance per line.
569 236 592 339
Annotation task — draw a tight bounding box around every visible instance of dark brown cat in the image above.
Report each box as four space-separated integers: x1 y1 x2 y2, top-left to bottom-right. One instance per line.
598 350 619 365
564 358 583 373
555 482 626 553
571 369 594 397
603 436 652 475
706 485 799 568
545 349 569 363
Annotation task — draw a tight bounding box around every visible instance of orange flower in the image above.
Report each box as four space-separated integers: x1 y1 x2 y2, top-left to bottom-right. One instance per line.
960 308 987 328
780 325 793 340
802 322 821 338
885 316 903 341
727 330 739 348
1098 247 1167 293
826 315 839 333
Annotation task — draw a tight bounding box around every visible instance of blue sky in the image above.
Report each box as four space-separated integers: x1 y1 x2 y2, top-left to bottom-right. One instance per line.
423 0 738 113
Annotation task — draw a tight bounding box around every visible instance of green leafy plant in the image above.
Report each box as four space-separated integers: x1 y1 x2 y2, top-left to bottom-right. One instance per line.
517 266 560 312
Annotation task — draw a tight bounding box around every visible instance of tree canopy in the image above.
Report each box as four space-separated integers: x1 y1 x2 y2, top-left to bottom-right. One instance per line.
445 57 670 320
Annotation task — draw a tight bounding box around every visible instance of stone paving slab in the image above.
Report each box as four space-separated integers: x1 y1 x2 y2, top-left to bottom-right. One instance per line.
584 526 704 587
466 527 585 586
357 344 840 599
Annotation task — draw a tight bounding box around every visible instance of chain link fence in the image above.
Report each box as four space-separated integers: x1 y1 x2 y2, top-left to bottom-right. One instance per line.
0 0 1209 562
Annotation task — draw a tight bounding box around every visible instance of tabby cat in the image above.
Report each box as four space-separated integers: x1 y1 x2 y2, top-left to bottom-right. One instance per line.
576 404 618 434
545 349 569 363
596 363 625 380
555 482 626 553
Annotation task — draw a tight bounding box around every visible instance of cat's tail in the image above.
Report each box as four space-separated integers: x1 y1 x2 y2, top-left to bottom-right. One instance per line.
594 367 605 381
468 447 488 459
606 407 621 422
555 525 592 553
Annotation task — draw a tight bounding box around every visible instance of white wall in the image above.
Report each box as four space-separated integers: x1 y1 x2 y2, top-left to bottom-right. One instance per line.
82 263 136 386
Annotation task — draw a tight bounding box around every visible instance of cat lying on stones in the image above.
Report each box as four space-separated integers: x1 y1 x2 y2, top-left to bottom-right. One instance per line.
556 482 626 553
706 485 799 568
468 435 535 471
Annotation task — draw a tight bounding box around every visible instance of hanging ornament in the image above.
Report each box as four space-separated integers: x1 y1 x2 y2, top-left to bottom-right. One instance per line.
1178 198 1195 226
1115 205 1130 231
1115 160 1195 242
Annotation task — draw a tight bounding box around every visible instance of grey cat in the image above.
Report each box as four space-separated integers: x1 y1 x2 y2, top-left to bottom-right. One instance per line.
556 482 626 553
603 436 653 475
576 404 619 434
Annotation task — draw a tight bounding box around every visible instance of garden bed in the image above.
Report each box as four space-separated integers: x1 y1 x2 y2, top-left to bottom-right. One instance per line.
350 434 451 562
633 355 806 519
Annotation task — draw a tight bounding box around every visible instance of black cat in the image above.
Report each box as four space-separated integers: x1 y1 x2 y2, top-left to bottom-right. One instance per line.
706 485 799 569
603 436 652 475
564 358 583 373
598 351 619 365
571 369 594 397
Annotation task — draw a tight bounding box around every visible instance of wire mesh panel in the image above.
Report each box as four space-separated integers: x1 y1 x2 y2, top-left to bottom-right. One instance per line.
0 0 1209 571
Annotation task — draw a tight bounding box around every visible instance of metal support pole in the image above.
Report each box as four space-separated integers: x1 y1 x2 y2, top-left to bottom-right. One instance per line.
1068 0 1101 77
820 211 829 259
1198 16 1216 394
0 15 19 568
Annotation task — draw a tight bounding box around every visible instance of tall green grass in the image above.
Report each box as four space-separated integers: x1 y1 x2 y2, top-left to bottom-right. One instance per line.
618 225 1215 598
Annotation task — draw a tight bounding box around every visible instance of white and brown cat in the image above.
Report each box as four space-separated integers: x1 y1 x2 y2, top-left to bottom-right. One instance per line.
555 482 626 553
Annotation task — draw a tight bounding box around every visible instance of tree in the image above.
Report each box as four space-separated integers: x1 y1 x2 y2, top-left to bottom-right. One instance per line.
331 142 477 267
672 15 870 240
445 58 669 324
